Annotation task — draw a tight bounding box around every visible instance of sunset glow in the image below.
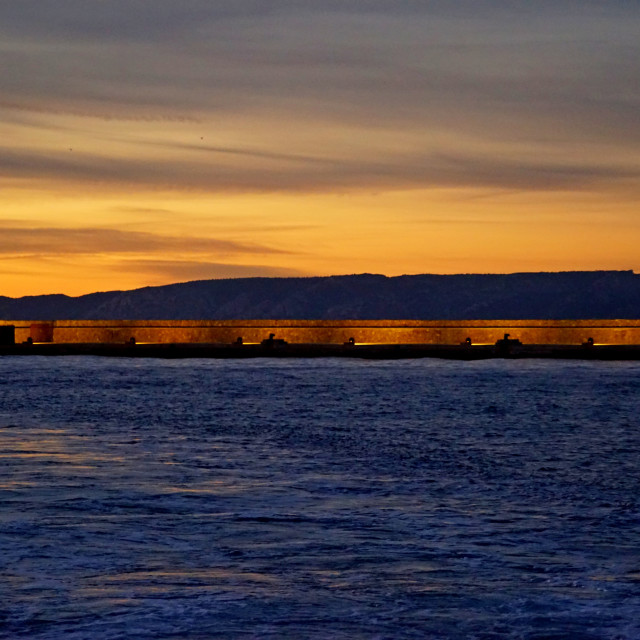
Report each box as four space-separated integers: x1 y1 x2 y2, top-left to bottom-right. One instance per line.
2 2 639 296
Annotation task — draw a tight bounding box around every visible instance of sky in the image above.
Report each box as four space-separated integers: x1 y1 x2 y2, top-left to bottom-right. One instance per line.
1 1 639 297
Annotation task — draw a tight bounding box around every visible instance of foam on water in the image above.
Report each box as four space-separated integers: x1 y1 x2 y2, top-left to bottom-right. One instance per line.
0 357 639 638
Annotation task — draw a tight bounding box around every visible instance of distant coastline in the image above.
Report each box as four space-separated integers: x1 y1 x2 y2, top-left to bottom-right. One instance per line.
1 271 639 321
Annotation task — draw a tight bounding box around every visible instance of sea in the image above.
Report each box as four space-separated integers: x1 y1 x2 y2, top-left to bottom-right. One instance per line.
1 356 639 640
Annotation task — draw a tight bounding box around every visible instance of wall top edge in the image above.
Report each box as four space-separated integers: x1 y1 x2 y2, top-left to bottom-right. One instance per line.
3 319 640 328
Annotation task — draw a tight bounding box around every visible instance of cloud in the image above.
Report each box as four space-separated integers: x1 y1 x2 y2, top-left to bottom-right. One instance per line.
112 258 307 282
142 140 338 166
0 143 636 194
2 2 638 129
1 1 639 194
1 2 634 42
422 154 640 192
0 226 288 257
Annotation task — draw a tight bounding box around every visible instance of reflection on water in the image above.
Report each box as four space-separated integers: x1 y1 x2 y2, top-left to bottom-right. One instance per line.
0 357 639 639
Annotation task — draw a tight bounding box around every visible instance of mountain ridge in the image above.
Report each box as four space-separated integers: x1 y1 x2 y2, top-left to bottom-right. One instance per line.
1 271 638 320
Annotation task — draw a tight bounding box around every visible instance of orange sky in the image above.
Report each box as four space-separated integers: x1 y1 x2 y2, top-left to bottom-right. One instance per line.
1 2 638 297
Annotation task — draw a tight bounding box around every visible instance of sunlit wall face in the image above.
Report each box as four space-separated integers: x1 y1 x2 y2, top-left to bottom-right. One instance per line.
1 2 639 296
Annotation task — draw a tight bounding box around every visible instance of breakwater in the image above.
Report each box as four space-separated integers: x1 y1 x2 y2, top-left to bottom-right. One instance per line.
5 319 640 346
2 341 640 360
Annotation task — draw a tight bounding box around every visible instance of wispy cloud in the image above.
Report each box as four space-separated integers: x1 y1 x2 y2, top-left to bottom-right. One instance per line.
0 226 287 257
2 0 638 196
0 144 636 194
112 259 307 282
2 2 638 147
1 2 638 292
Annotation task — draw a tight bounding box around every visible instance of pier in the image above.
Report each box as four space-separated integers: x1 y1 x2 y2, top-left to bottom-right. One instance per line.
1 319 640 359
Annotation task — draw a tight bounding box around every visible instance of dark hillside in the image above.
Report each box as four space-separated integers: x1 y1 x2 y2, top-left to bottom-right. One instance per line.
1 271 638 320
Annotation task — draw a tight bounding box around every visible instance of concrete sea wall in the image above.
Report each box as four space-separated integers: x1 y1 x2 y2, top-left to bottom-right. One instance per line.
5 319 640 345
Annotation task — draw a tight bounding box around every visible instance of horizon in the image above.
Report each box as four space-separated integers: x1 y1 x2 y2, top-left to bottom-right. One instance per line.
2 268 637 301
2 2 639 297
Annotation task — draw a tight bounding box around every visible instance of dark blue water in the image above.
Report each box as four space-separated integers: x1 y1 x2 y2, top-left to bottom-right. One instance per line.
1 357 639 639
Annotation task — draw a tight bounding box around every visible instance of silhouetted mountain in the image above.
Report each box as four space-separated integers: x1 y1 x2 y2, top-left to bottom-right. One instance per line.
1 271 638 320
